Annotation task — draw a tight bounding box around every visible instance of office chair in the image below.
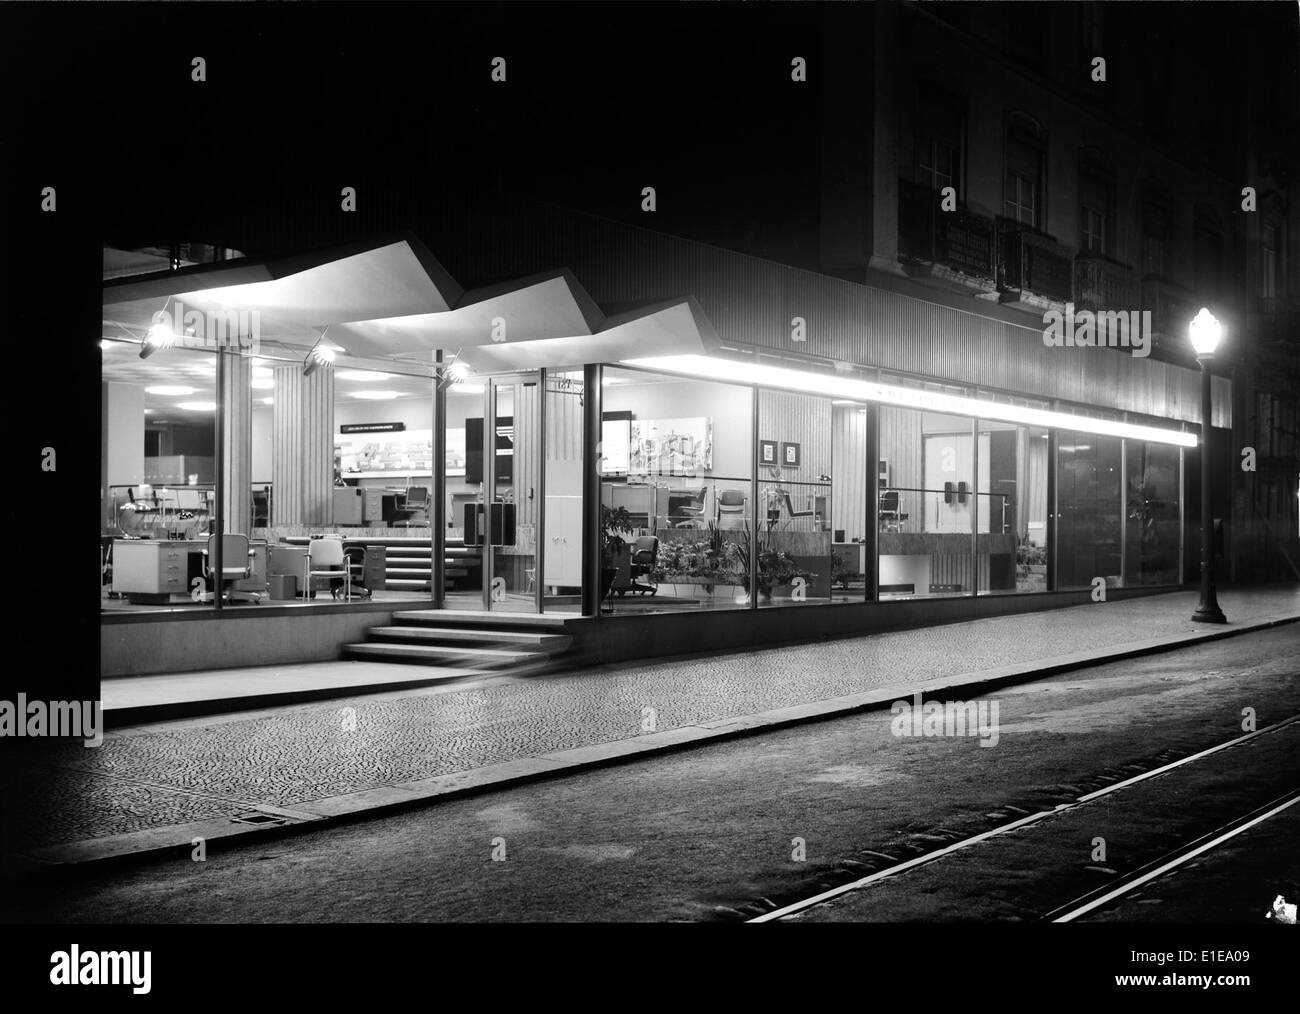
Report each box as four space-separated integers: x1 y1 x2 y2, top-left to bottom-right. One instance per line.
628 536 658 595
717 490 747 529
394 485 431 527
779 491 816 528
670 486 708 528
200 533 265 605
304 535 353 601
342 544 373 600
878 490 909 532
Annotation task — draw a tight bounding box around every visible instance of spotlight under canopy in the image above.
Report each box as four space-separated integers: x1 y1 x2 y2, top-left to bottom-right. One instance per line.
303 338 337 377
139 323 176 360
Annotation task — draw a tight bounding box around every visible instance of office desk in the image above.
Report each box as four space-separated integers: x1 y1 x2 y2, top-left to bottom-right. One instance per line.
112 539 266 605
112 539 206 603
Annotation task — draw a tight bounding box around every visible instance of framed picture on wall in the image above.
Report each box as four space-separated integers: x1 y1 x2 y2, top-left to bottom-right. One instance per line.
758 439 777 466
781 442 801 468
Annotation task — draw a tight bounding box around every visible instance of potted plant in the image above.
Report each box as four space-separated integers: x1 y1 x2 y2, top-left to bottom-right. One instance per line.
733 527 817 603
651 524 747 596
1015 538 1047 591
600 504 634 606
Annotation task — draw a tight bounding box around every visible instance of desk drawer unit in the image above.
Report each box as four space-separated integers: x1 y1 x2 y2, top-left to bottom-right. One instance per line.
111 540 201 598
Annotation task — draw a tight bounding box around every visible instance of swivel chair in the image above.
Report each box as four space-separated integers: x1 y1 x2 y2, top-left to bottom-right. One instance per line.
628 536 659 595
394 486 431 527
779 491 815 528
342 544 373 600
670 487 708 528
200 533 265 604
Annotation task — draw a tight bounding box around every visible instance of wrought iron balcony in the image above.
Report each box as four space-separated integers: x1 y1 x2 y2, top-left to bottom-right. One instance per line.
1140 277 1199 360
898 180 995 284
996 220 1074 306
1073 255 1136 314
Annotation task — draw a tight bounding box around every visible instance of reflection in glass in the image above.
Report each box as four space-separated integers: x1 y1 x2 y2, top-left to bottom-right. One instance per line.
1056 430 1123 591
1124 440 1181 585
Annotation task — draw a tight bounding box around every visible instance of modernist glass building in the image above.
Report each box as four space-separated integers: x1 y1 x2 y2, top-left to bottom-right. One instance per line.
100 203 1224 676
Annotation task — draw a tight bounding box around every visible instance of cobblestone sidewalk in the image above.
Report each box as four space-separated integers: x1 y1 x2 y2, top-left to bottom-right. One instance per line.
5 587 1297 853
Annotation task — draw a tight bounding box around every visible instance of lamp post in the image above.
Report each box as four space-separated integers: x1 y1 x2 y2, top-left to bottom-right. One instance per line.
1189 307 1227 623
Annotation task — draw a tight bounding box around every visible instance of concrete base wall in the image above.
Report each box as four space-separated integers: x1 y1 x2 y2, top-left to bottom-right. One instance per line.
101 587 1178 679
101 608 397 678
568 587 1177 668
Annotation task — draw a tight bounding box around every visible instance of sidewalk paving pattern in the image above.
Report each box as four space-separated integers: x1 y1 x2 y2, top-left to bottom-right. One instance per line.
5 588 1298 861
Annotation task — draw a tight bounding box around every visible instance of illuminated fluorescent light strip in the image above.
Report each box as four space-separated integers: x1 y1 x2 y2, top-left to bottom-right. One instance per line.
621 355 1197 448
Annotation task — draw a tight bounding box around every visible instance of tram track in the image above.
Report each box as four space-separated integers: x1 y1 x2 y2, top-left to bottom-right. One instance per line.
749 713 1300 923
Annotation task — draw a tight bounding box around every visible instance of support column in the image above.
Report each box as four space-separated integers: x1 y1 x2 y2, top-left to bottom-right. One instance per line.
271 364 335 527
1046 428 1059 592
865 403 879 601
219 350 252 534
431 351 446 607
101 381 145 533
581 363 602 616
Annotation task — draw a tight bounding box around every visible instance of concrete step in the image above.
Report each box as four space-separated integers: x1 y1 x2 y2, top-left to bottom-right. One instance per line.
366 626 573 652
341 643 539 667
392 609 574 629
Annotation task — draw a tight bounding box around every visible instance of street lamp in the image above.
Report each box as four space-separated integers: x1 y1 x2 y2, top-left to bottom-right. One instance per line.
1189 308 1227 623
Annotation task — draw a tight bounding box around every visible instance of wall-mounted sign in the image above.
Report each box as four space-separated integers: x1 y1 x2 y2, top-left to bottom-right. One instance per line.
340 422 406 434
336 427 465 478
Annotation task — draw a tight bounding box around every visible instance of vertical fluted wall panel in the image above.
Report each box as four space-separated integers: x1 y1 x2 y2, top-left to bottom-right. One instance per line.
832 406 869 543
271 365 334 526
220 352 252 534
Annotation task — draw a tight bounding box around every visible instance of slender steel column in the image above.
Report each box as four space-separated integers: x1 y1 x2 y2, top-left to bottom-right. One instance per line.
865 403 879 602
581 364 602 616
536 369 547 613
749 387 760 610
483 380 496 611
431 351 446 608
212 349 224 612
1046 427 1058 592
969 417 978 597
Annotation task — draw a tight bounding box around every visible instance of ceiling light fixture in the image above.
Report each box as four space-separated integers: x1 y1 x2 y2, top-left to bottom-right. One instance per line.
336 370 394 382
303 329 337 377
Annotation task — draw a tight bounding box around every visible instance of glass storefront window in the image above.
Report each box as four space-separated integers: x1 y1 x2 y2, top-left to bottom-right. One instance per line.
977 420 1049 594
101 341 217 611
600 366 752 612
878 405 976 598
1056 430 1123 591
756 389 834 608
1124 440 1181 586
830 402 871 601
327 366 438 606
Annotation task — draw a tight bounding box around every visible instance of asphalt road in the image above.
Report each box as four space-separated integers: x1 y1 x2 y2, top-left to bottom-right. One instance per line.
5 625 1298 923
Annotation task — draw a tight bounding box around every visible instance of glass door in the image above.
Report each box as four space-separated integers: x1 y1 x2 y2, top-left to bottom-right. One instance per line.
482 372 542 612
